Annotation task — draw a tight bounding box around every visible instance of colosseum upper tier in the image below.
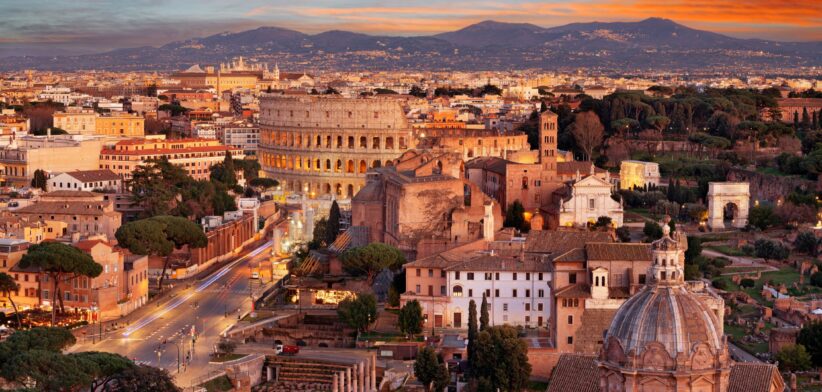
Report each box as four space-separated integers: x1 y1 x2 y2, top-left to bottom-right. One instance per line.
258 95 413 197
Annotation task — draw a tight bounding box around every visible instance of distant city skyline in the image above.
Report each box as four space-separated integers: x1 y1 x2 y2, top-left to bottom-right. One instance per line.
1 0 821 57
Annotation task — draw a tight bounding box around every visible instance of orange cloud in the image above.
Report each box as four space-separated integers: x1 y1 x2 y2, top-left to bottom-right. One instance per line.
285 0 822 39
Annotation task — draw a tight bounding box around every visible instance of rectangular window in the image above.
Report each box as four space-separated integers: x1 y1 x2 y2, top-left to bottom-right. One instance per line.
428 285 433 296
512 289 518 298
567 336 573 344
503 303 508 311
428 269 433 278
495 272 500 280
538 273 544 281
639 274 647 284
440 270 445 278
538 303 544 311
440 286 446 296
513 273 517 281
569 273 577 284
468 289 473 297
495 289 500 298
525 303 531 311
525 289 531 298
467 273 474 280
485 273 492 280
415 285 421 294
455 271 460 280
416 269 421 277
485 289 491 298
562 298 567 307
538 289 545 298
526 273 530 280
588 198 595 210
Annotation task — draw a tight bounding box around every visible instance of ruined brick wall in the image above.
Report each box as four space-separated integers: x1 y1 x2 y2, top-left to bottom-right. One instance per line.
726 168 817 202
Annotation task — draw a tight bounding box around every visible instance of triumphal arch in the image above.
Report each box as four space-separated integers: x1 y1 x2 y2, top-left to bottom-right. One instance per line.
707 182 750 230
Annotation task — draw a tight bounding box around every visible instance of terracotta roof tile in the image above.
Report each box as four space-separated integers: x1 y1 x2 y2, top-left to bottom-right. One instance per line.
63 169 120 183
546 354 599 392
555 284 591 299
585 243 653 262
575 308 618 354
728 362 783 392
524 231 612 255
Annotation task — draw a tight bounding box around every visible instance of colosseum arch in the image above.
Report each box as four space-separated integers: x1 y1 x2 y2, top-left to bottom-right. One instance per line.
372 160 381 169
347 184 354 198
707 182 750 230
335 160 343 173
335 183 343 195
346 160 354 173
337 135 343 148
359 160 367 173
325 159 332 172
386 137 394 149
360 136 367 148
348 136 354 149
324 183 331 194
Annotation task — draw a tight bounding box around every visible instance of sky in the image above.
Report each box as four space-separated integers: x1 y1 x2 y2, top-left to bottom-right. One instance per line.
1 0 821 56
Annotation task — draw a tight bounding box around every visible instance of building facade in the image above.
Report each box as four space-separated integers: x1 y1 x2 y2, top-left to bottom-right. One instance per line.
0 135 107 187
47 169 122 193
95 113 145 137
619 160 661 190
99 137 243 181
258 95 414 198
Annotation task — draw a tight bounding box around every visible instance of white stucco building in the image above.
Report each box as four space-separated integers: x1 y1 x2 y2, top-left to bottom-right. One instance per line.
558 175 624 228
619 160 660 190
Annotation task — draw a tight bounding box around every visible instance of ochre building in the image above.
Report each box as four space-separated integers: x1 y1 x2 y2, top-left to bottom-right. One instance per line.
258 95 414 198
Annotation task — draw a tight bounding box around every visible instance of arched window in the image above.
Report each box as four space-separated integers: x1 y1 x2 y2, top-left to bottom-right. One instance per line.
359 160 367 174
337 136 343 148
453 285 463 297
385 137 394 149
372 137 380 149
346 160 354 174
315 159 321 171
463 184 471 207
360 136 367 148
347 184 354 197
399 137 407 149
326 135 332 148
335 183 342 195
325 159 331 171
336 160 343 173
372 160 381 168
316 135 321 147
348 136 354 148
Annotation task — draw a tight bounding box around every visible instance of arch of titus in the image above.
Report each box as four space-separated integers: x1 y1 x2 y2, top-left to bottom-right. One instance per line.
707 182 750 230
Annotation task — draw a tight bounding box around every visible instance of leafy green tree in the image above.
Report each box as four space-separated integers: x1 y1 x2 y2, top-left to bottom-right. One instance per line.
414 347 441 392
777 345 812 372
116 216 207 290
409 86 427 98
248 177 278 189
433 361 451 392
592 216 612 229
798 322 822 366
1 349 91 390
473 326 531 391
503 200 527 232
794 231 820 256
312 217 328 247
31 169 48 191
643 221 663 242
398 300 423 337
480 294 489 331
748 205 782 230
0 273 22 327
337 293 377 333
685 237 702 264
19 243 102 326
71 351 135 391
210 151 237 187
753 239 790 262
467 299 478 376
326 200 341 245
111 364 180 392
739 278 755 288
340 243 406 285
615 227 631 242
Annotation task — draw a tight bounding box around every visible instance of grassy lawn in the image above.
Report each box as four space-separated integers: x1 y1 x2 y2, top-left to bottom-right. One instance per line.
725 324 768 355
201 375 233 392
209 353 247 363
705 245 746 257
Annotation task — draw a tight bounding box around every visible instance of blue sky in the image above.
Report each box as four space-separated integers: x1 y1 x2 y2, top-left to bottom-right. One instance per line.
1 0 820 56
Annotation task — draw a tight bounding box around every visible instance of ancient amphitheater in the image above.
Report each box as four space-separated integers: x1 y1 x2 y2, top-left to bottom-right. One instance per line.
258 95 413 197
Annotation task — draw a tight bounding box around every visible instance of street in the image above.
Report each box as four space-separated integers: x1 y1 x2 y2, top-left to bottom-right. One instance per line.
67 241 275 387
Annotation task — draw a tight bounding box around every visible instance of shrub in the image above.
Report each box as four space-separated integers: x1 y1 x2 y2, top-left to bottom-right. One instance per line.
739 278 755 288
712 278 727 290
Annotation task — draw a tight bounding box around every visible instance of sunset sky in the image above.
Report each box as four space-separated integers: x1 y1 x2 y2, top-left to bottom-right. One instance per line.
2 0 821 56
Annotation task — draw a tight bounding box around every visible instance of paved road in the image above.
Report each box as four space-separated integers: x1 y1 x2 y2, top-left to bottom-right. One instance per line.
728 342 762 363
68 241 275 387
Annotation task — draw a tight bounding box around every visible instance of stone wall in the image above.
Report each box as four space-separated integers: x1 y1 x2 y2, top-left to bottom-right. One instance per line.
726 168 817 203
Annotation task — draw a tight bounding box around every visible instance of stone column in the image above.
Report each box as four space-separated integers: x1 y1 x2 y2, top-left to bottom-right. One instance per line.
339 371 346 392
358 361 365 392
351 363 360 392
346 367 352 392
332 373 339 392
371 352 377 391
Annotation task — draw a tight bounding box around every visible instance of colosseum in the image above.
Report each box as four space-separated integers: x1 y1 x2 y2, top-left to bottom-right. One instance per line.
258 95 414 198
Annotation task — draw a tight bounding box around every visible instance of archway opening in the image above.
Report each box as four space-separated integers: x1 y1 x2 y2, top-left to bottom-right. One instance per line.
723 202 739 228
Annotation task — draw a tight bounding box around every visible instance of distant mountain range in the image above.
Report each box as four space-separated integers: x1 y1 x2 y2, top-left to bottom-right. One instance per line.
2 18 820 72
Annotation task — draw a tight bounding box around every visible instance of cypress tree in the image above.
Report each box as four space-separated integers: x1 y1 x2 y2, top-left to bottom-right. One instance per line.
794 111 800 129
467 299 478 376
31 169 48 191
326 200 341 245
813 111 819 130
666 178 675 201
480 294 489 331
802 107 811 129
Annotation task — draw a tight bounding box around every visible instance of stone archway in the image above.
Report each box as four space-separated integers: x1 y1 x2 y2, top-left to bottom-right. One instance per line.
707 182 750 230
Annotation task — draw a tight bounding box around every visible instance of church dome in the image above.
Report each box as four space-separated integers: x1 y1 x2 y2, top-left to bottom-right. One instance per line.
604 284 724 362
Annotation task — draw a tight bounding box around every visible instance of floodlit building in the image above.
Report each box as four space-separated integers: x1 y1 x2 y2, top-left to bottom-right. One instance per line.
619 160 660 190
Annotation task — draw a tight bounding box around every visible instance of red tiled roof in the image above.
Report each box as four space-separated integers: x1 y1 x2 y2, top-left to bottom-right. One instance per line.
101 145 240 156
585 243 653 262
728 363 783 392
546 354 599 392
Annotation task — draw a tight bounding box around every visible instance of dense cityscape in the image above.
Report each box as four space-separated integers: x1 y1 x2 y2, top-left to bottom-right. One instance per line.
0 2 821 391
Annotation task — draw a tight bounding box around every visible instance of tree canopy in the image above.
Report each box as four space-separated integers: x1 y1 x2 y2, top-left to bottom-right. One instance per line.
340 243 406 285
398 300 423 337
19 242 102 325
337 293 377 333
472 325 531 391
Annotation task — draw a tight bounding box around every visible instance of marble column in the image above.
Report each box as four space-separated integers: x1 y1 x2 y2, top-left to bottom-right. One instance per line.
346 367 352 392
332 373 339 392
359 361 366 392
371 352 377 391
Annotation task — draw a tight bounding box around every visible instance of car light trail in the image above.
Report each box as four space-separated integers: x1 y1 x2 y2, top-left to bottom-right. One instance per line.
122 242 270 337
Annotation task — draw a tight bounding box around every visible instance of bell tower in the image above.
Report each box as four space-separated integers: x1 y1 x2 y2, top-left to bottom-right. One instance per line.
539 110 558 171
